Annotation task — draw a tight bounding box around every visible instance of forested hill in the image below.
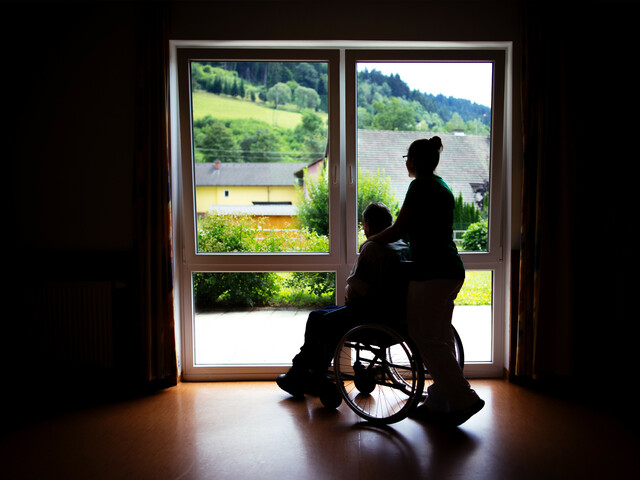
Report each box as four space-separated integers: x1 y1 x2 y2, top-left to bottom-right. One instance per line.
357 68 491 128
193 61 491 133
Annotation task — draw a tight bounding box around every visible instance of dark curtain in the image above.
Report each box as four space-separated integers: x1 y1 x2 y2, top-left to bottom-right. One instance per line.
513 1 634 405
133 2 178 387
513 2 580 382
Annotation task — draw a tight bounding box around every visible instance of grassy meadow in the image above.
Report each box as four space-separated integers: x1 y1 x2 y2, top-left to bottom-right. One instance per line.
192 90 328 129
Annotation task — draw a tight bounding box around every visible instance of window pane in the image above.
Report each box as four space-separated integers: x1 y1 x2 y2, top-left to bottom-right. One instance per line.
356 62 492 252
193 271 335 365
453 270 493 362
190 61 330 254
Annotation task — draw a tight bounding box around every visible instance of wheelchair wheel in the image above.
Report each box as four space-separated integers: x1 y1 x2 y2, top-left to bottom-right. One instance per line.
333 324 424 424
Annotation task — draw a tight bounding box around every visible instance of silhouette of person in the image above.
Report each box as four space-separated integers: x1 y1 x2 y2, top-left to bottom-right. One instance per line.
365 137 484 426
277 202 410 405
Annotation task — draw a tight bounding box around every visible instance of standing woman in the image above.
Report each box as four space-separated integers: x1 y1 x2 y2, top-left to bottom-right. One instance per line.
365 136 484 426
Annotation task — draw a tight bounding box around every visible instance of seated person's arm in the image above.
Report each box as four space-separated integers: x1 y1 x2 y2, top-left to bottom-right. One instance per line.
344 242 379 305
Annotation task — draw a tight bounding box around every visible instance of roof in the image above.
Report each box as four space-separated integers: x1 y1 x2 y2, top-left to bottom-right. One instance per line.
357 130 490 206
195 162 309 186
194 132 491 208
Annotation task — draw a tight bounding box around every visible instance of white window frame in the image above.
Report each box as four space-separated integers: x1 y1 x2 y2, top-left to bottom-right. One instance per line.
169 41 512 381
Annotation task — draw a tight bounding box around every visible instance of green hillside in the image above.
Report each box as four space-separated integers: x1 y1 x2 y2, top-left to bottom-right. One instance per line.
192 90 327 130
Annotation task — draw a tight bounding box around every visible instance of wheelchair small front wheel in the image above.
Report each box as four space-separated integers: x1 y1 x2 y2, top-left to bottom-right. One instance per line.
333 324 424 424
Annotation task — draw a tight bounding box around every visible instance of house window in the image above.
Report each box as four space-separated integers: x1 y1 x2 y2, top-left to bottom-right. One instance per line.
172 43 509 380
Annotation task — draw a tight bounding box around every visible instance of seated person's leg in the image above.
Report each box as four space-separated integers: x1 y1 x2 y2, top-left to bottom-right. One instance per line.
278 305 361 397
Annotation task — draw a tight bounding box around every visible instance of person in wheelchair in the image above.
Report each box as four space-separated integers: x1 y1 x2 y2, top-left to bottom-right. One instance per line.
277 202 410 404
365 136 485 427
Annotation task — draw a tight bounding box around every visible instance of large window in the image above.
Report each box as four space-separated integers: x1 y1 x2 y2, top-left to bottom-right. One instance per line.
171 44 509 380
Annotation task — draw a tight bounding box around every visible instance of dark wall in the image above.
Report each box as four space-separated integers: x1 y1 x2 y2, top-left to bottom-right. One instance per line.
3 0 636 429
4 1 139 426
3 1 522 422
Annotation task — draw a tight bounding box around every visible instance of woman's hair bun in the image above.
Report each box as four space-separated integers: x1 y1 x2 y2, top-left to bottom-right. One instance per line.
429 136 443 151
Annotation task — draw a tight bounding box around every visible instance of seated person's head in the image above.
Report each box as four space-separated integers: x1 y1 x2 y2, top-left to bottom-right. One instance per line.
362 202 393 237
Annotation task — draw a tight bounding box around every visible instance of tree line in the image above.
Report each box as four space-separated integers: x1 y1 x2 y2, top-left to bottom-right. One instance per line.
191 61 491 135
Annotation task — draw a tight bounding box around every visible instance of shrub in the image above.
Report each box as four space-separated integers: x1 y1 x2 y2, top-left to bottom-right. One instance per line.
461 221 488 251
194 212 331 309
296 163 399 236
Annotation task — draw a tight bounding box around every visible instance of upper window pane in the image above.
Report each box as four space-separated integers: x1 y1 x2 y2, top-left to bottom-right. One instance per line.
190 61 330 254
356 62 492 252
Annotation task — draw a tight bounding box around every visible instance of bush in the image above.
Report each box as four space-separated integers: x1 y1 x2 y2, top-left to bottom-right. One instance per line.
194 272 278 309
296 163 399 236
194 212 331 309
461 221 488 251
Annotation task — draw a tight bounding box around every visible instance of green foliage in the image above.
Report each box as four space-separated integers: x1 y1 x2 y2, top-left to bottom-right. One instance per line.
282 272 335 298
371 97 417 131
193 110 326 163
357 67 491 133
294 86 321 111
194 212 330 308
296 163 330 235
296 164 400 236
453 192 482 231
194 272 278 309
357 169 400 221
194 120 237 163
461 221 488 252
292 110 327 158
192 61 490 138
267 82 292 107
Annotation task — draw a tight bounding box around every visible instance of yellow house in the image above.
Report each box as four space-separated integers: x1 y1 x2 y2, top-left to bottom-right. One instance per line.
195 161 311 229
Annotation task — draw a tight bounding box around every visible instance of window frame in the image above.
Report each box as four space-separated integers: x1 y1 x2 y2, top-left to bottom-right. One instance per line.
170 41 512 381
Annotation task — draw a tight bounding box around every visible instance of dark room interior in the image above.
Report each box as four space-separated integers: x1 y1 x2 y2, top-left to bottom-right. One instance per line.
2 1 638 478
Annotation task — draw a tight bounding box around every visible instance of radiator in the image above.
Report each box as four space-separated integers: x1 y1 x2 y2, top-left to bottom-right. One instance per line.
34 281 116 370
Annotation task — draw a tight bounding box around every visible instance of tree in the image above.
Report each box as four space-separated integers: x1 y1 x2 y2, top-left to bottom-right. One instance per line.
266 82 292 108
445 112 466 132
296 163 330 235
294 62 320 90
296 163 399 236
357 169 399 222
293 110 327 157
239 128 283 162
194 119 237 163
294 86 321 111
371 97 416 131
453 192 481 231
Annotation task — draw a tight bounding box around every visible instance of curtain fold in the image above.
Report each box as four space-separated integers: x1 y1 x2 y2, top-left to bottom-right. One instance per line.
513 1 578 382
133 1 178 387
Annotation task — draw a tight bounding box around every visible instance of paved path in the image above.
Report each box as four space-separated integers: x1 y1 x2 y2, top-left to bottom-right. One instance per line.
194 305 491 365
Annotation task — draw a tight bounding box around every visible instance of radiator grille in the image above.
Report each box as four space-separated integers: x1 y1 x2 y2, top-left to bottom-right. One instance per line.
34 281 115 370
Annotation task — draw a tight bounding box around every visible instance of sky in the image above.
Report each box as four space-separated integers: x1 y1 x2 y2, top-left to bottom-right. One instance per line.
357 62 493 107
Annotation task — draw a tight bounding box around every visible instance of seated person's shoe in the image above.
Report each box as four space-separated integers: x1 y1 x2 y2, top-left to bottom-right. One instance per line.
304 371 342 409
276 371 306 398
318 379 342 409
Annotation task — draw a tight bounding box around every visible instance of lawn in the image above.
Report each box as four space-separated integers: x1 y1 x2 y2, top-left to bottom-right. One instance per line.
456 270 492 306
268 270 492 308
192 90 309 129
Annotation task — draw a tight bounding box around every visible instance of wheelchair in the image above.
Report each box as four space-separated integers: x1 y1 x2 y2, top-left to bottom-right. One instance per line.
330 321 464 425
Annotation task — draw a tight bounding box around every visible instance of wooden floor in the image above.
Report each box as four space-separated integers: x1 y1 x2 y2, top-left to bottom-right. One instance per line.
1 379 638 479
